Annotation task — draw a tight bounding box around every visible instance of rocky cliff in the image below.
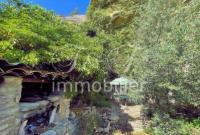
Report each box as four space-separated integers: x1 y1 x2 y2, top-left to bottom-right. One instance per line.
87 0 140 30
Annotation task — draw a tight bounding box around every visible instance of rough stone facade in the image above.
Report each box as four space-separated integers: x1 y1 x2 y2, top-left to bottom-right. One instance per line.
0 77 22 135
0 76 71 135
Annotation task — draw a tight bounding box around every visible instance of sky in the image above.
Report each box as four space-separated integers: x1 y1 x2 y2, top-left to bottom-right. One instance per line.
1 0 91 16
27 0 90 16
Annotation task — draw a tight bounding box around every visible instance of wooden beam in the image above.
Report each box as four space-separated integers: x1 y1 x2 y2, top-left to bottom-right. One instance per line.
22 78 50 83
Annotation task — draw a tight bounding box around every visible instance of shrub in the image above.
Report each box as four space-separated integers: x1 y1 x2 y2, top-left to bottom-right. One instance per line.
79 113 101 135
146 114 200 135
129 0 200 117
90 92 111 107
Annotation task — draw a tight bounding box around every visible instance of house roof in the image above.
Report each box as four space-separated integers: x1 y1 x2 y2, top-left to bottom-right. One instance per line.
0 59 70 84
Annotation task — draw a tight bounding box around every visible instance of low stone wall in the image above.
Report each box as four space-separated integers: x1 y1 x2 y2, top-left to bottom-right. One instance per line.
41 97 71 135
0 77 22 135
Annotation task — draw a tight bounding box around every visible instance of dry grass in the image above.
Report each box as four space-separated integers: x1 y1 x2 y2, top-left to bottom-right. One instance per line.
113 130 149 135
121 105 142 119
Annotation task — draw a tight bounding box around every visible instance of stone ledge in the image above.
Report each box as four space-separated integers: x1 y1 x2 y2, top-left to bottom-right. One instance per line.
21 107 48 119
20 100 49 112
48 96 60 103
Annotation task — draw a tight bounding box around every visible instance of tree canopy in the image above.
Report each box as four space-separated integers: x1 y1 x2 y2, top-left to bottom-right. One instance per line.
88 0 200 134
0 0 103 75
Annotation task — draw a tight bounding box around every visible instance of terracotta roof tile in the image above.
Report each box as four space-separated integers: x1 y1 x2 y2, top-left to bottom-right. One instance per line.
0 59 69 84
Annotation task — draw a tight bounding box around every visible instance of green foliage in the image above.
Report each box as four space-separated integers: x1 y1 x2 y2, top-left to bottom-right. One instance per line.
146 114 200 135
88 0 200 133
64 87 78 99
131 0 200 115
90 92 111 107
87 0 141 76
0 0 103 75
79 113 101 135
116 89 143 105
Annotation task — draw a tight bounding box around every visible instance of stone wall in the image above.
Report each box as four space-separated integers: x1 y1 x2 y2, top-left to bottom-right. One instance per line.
58 98 71 120
0 77 22 135
42 97 71 135
0 76 72 135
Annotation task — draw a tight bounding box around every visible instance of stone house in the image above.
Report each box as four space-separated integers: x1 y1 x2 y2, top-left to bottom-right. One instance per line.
0 59 72 135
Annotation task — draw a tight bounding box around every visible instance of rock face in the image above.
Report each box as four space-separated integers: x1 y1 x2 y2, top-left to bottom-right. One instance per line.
41 130 57 135
64 15 87 24
88 0 136 29
0 77 22 135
